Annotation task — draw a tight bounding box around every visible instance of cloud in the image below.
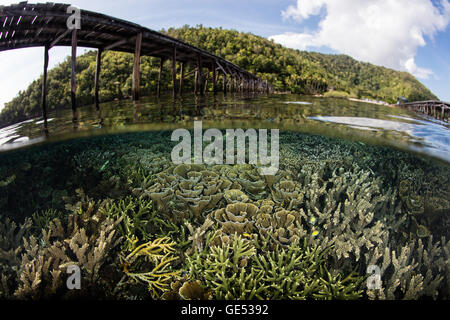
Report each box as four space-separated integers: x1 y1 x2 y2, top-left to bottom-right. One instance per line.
270 0 450 79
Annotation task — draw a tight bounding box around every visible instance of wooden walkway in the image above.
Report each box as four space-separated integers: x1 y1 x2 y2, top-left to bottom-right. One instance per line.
397 100 449 123
0 2 272 131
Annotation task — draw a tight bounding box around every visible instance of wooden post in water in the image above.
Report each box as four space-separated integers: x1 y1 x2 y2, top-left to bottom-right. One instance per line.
194 67 199 95
204 70 209 95
197 55 203 96
172 45 177 99
41 45 49 133
71 29 78 127
132 33 142 101
231 74 235 93
179 62 184 96
223 72 227 95
94 48 103 114
212 62 217 95
157 57 164 98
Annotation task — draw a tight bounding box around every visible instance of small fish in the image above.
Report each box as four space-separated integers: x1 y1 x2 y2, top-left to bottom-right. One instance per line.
243 233 253 239
309 216 317 225
311 230 319 237
99 160 110 172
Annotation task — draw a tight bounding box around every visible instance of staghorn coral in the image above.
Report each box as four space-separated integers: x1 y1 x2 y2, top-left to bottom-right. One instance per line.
14 201 123 299
0 218 32 268
186 235 363 300
0 130 449 300
295 163 392 269
185 218 215 254
31 209 65 234
120 237 180 298
365 236 450 300
0 217 32 298
99 196 155 251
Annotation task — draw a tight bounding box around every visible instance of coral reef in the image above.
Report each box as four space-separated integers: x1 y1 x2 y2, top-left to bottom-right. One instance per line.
120 237 180 298
366 236 450 300
0 217 32 298
137 164 232 221
0 130 449 300
186 235 364 300
212 203 259 236
14 201 122 299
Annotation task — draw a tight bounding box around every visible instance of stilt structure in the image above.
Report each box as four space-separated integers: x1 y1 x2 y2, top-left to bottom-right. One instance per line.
132 33 142 101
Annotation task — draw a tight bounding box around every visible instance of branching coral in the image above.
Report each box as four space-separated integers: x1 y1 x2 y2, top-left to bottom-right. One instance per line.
366 236 450 300
14 201 123 299
121 237 180 298
0 217 32 298
186 235 364 300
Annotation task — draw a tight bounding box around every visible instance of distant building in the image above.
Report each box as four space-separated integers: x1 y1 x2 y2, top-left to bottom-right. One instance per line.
397 96 408 104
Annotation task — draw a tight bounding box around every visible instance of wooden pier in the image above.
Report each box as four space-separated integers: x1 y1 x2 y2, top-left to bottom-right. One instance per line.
397 100 449 123
0 2 273 131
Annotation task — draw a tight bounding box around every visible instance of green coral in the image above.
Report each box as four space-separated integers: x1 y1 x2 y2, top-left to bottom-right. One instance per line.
120 237 180 298
100 196 188 252
31 209 65 234
186 235 363 300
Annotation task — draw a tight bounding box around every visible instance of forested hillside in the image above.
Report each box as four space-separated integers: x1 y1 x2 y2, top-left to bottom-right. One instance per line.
0 25 437 127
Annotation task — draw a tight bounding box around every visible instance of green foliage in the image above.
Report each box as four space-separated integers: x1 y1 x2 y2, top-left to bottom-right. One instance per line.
323 90 352 98
185 235 364 300
0 26 437 127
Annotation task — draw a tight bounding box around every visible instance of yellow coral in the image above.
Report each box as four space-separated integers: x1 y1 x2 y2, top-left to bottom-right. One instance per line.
123 237 180 297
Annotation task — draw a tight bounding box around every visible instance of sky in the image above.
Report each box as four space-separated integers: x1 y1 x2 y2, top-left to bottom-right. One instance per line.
0 0 450 111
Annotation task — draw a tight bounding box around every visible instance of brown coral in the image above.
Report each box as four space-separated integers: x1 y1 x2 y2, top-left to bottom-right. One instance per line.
14 202 122 299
